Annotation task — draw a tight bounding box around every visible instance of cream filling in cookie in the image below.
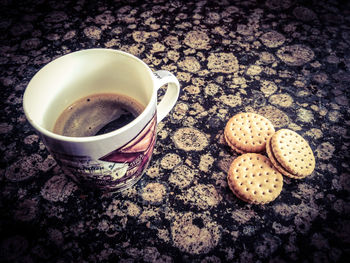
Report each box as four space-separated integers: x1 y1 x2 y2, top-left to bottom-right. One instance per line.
224 133 246 154
270 129 315 177
267 137 306 179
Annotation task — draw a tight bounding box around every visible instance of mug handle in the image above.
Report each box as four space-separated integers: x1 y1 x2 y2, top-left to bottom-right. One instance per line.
153 70 180 123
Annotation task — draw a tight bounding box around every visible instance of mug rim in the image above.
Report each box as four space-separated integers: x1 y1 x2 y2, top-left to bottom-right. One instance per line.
23 48 156 143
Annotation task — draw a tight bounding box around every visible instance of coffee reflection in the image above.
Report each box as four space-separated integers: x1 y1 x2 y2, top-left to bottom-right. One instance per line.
53 93 144 137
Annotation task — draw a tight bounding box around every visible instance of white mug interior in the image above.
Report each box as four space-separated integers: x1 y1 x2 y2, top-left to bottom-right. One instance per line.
24 49 154 138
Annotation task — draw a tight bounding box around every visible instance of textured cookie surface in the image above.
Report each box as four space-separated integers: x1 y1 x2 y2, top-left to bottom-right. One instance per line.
266 137 305 179
224 112 275 153
224 133 246 154
270 129 315 177
227 153 283 204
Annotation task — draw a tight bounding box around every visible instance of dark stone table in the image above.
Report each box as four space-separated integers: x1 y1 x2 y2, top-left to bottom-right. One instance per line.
1 0 349 262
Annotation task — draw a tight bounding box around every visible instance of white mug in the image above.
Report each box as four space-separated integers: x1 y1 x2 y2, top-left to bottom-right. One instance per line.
23 49 180 192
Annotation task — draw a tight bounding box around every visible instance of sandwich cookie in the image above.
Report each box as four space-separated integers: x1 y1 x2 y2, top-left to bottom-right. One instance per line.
224 112 275 154
227 153 283 204
266 129 315 179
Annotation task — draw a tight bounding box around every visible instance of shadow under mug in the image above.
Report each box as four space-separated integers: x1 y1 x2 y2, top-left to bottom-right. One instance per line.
23 48 180 192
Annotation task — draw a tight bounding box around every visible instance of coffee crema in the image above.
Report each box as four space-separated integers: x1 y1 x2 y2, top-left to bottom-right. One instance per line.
53 93 145 137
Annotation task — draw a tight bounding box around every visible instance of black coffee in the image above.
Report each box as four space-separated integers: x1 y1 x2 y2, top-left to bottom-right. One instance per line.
53 93 144 137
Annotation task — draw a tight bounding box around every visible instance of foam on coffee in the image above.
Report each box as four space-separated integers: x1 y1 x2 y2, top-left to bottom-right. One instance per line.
53 93 145 137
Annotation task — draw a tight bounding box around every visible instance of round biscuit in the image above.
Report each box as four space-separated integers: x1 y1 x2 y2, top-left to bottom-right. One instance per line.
270 129 315 177
224 112 275 153
227 153 283 204
266 137 307 179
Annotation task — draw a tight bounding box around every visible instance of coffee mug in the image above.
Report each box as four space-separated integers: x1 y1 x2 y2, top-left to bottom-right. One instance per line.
23 48 180 192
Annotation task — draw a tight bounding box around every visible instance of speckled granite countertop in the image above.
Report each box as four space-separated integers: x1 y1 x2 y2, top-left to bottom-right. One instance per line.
1 0 349 262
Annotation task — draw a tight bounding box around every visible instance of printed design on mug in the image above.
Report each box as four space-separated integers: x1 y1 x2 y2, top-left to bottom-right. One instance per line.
99 112 157 184
51 113 157 190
